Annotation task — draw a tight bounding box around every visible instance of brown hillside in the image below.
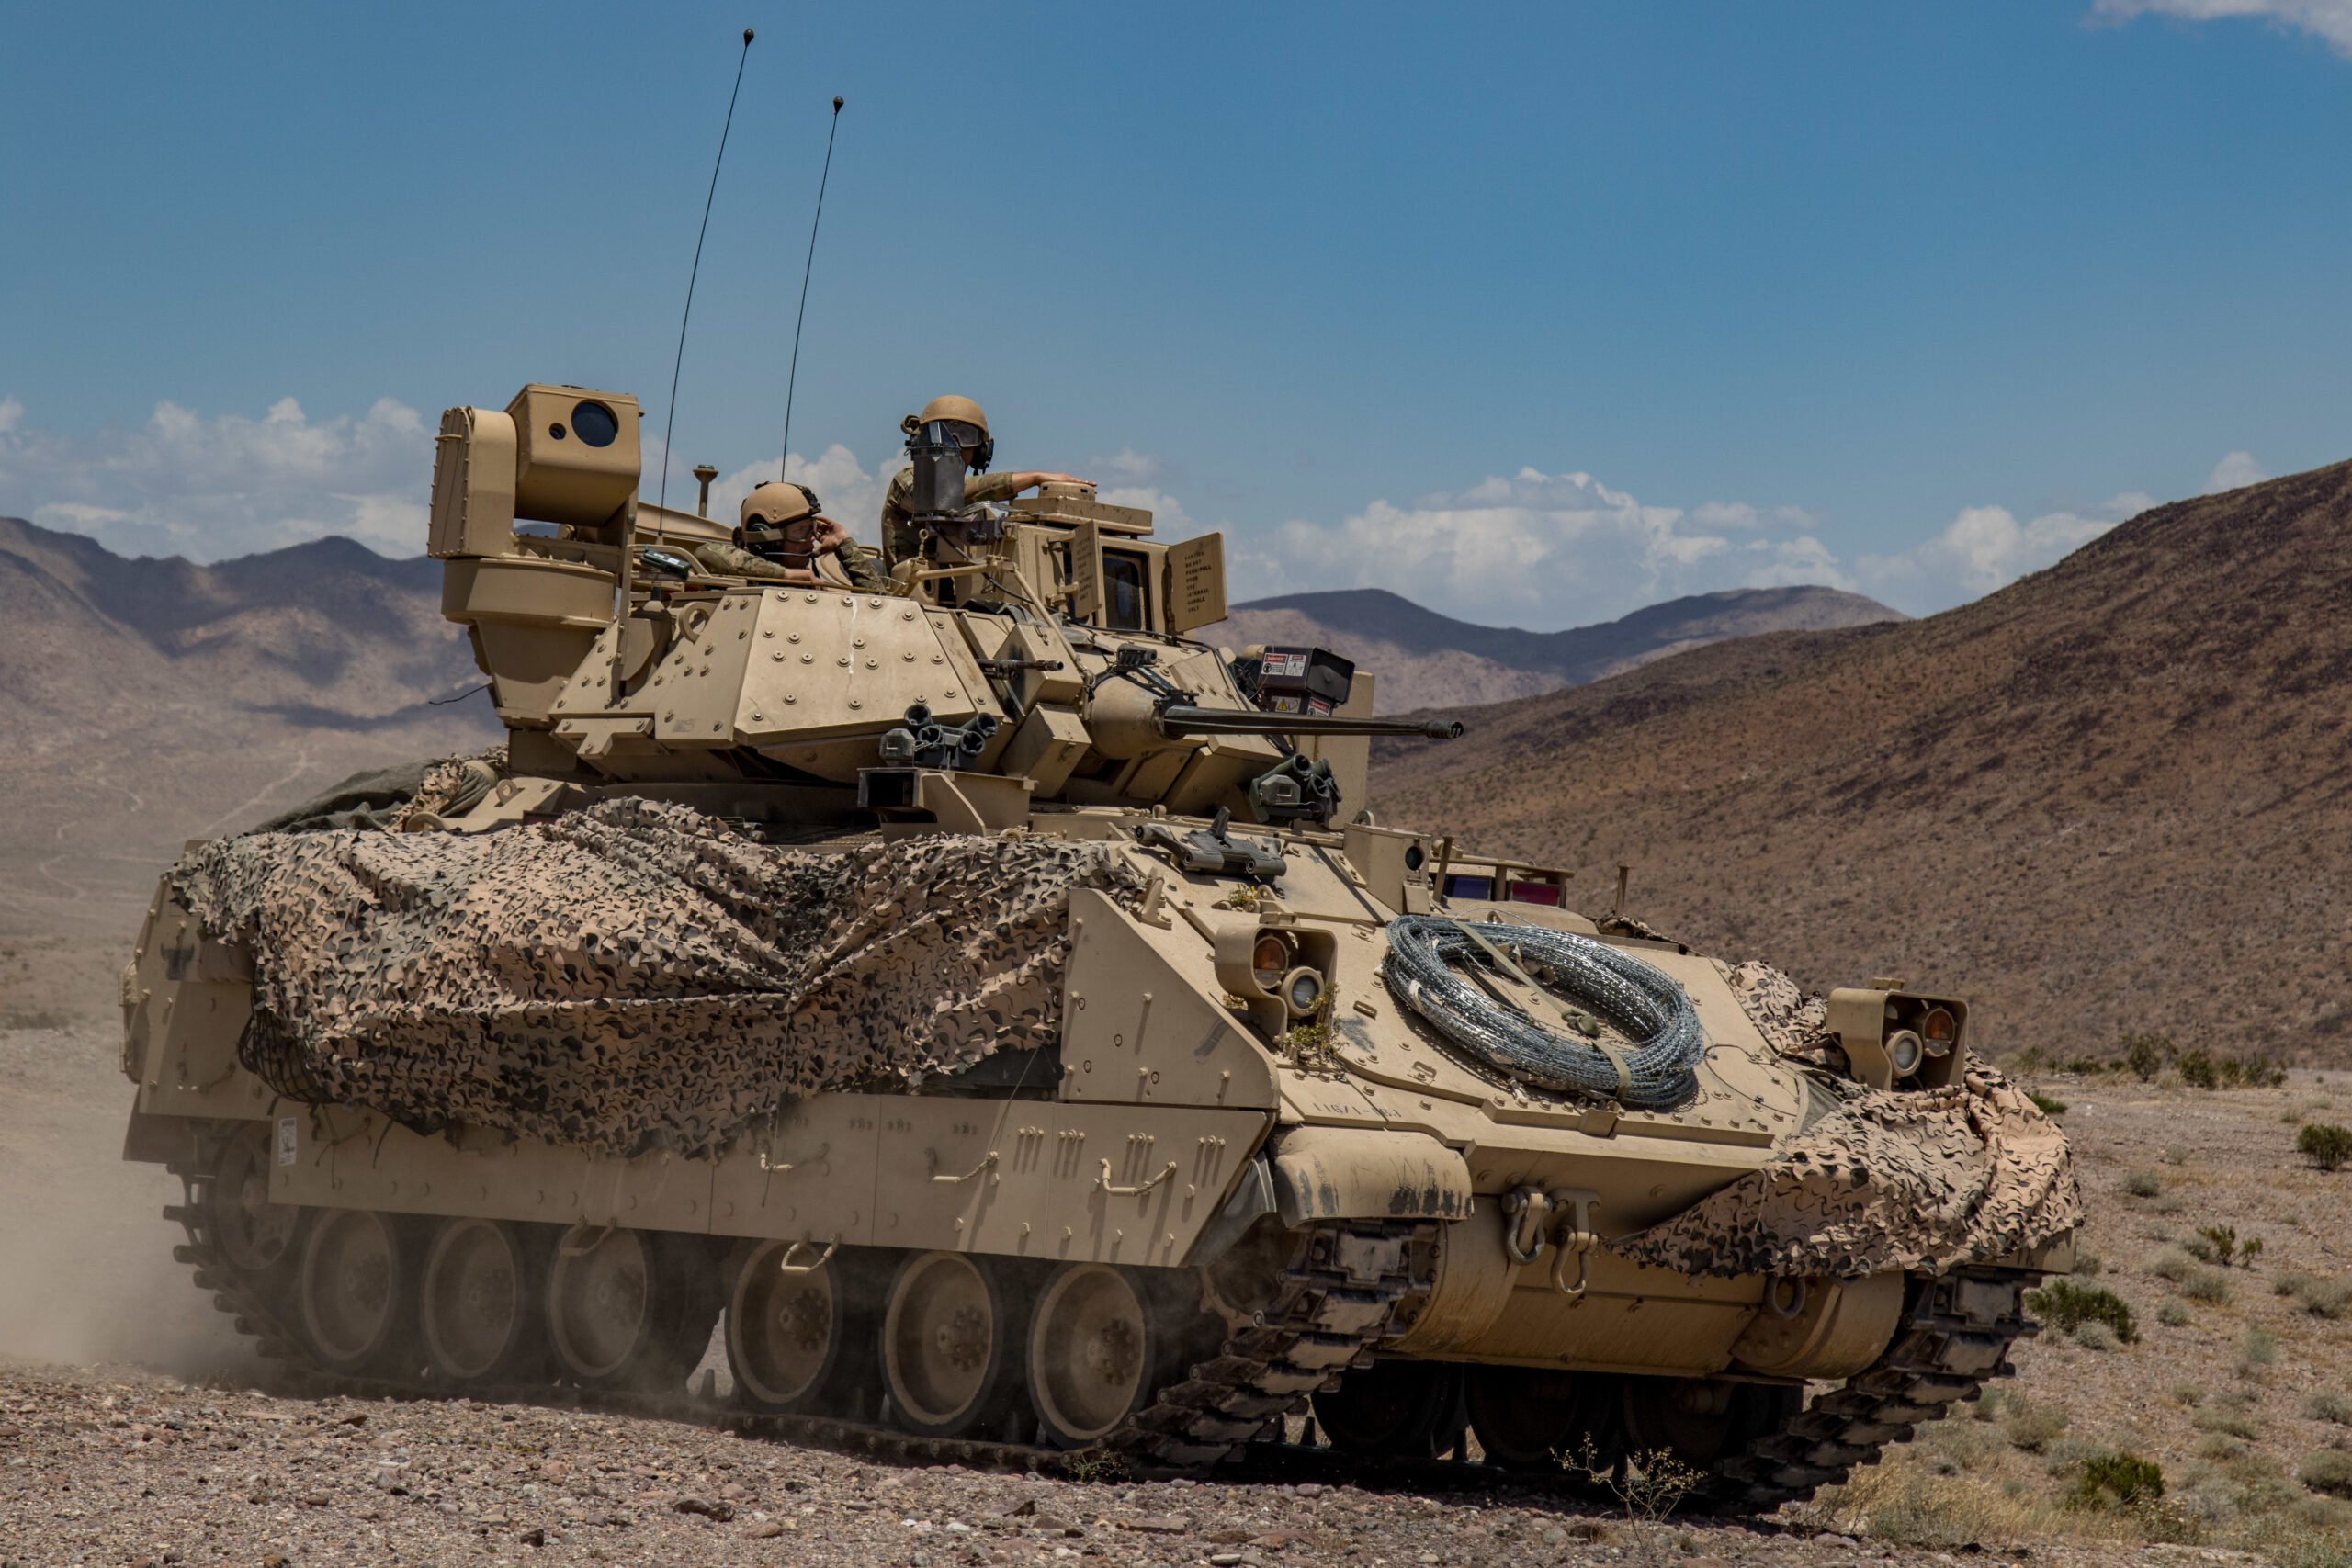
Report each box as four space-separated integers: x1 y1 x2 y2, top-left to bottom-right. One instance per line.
0 519 495 951
1369 460 2352 1065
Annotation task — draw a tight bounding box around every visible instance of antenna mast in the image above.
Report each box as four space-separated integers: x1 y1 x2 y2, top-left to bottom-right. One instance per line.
654 28 756 543
780 95 846 478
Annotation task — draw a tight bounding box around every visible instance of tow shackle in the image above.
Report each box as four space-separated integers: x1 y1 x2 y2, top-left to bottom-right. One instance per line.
1498 1185 1603 1297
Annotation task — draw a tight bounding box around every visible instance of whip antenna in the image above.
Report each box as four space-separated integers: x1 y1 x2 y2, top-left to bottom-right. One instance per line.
780 94 845 477
654 28 755 543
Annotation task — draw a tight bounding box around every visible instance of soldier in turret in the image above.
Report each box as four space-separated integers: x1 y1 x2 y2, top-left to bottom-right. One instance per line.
879 394 1086 567
694 480 896 592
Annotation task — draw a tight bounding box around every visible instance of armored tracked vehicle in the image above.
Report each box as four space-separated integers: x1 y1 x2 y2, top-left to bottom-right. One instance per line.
118 383 2079 1500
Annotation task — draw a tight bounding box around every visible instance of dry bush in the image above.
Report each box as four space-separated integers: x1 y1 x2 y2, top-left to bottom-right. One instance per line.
2148 1247 2201 1281
2159 1299 2194 1327
2278 1271 2352 1319
2302 1451 2352 1499
2183 1269 2234 1305
2126 1170 2165 1198
2308 1391 2352 1427
2194 1402 2262 1440
2003 1393 2069 1453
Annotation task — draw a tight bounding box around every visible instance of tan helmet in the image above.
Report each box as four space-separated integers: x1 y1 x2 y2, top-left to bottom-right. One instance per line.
738 481 823 565
899 395 994 472
917 394 987 434
739 480 818 532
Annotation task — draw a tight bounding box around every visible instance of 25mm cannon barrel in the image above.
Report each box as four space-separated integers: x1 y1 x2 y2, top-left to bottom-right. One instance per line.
1153 705 1464 741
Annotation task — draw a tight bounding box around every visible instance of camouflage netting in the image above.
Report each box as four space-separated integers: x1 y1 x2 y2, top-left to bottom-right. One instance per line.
1612 1061 2081 1280
169 797 1149 1158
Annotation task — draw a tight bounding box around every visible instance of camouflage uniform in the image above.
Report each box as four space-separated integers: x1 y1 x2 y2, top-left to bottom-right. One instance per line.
880 468 1041 568
691 536 898 594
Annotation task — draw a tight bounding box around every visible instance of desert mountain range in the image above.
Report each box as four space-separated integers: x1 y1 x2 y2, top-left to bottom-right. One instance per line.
0 518 495 936
1369 460 2352 1065
1220 585 1905 712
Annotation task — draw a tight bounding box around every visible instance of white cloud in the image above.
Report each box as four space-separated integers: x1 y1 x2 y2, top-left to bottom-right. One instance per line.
2091 0 2352 56
1227 466 1850 626
703 445 890 547
2204 449 2267 491
1854 491 2153 604
0 395 435 561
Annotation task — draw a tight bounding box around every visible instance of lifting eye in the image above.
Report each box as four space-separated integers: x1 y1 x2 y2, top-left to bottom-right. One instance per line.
1251 933 1291 990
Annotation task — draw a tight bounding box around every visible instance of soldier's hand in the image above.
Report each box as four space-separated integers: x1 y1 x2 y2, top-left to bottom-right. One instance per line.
809 517 851 554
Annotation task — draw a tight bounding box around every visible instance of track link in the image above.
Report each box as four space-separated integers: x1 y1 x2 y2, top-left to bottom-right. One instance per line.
168 1145 1434 1476
1705 1269 2038 1509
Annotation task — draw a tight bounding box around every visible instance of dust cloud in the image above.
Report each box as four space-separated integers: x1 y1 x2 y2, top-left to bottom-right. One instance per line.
0 1023 255 1378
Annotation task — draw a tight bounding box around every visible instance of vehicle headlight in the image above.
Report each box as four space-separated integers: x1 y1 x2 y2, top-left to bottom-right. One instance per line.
1886 1029 1926 1078
1252 932 1292 990
1282 966 1325 1019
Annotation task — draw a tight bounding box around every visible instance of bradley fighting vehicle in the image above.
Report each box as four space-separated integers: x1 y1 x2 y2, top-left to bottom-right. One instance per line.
116 383 2076 1499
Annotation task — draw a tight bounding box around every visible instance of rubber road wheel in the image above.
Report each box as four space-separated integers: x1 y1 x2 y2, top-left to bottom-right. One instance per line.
421 1218 549 1388
728 1241 877 1414
545 1225 718 1393
209 1122 300 1273
1466 1366 1619 1468
297 1209 417 1376
881 1251 1026 1439
1026 1263 1154 1449
1313 1359 1466 1459
1621 1376 1804 1467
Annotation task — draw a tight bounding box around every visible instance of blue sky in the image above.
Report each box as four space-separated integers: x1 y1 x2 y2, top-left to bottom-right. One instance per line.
4 0 2349 627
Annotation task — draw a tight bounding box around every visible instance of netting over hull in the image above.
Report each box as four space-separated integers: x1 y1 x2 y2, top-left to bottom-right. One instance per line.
169 798 1149 1158
1611 1069 2081 1279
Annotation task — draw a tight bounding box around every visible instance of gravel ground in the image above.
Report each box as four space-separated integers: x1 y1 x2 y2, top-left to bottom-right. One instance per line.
0 1359 2249 1568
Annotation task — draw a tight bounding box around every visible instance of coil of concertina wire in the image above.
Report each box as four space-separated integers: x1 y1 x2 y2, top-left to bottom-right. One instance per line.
1381 915 1706 1109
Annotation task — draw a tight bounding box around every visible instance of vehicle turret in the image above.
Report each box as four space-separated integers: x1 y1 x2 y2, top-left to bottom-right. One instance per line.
426 384 1459 835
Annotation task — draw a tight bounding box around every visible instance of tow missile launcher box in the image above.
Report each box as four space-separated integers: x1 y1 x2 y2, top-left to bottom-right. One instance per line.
1239 645 1356 716
114 377 2078 1502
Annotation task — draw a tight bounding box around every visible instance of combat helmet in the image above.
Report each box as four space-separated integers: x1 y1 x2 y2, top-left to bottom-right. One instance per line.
901 394 993 472
739 480 823 568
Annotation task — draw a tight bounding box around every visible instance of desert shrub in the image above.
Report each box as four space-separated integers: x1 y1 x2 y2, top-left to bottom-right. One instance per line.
2162 1144 2192 1165
2153 1194 2187 1214
2301 1451 2352 1498
2242 1236 2266 1267
2172 1382 2205 1406
2002 1393 2068 1453
2075 1321 2122 1350
2195 1403 2261 1440
2125 1170 2165 1198
2071 1246 2102 1276
2028 1091 2067 1115
2158 1300 2194 1327
2304 1390 2352 1426
2149 1246 2202 1280
2184 1233 2219 1263
2072 1452 2165 1509
2197 1432 2249 1461
2180 1046 2221 1089
2124 1032 2173 1082
1968 1386 2004 1422
2199 1224 2240 1265
2299 1124 2352 1170
2242 1326 2280 1371
2183 1269 2234 1305
2061 1056 2109 1076
2026 1280 2139 1342
2277 1272 2352 1319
